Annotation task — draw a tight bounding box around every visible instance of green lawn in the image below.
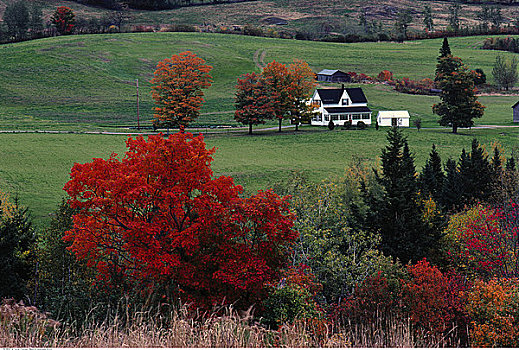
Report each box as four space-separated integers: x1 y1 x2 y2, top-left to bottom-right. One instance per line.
1 32 519 129
3 126 517 226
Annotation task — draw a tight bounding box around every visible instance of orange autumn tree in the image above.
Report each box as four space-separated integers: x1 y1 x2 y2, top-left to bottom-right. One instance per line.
287 60 317 131
234 72 274 135
63 133 297 309
238 60 315 133
151 52 213 131
261 61 294 132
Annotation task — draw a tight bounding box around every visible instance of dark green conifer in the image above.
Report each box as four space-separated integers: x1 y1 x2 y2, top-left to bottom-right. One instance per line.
491 145 503 178
440 157 463 210
506 155 516 172
373 127 435 263
419 144 445 202
439 37 451 57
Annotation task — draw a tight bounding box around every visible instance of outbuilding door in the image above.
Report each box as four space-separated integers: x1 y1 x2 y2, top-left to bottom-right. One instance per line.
391 118 398 126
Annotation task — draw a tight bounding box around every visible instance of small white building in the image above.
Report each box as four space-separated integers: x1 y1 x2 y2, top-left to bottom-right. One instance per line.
376 111 410 127
309 86 372 127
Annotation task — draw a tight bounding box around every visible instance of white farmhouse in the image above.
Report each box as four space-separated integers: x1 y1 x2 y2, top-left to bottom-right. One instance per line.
309 86 372 127
376 111 410 127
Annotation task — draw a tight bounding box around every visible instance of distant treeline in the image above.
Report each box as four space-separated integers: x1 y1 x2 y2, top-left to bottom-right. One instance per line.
428 0 519 4
482 36 519 52
73 0 257 10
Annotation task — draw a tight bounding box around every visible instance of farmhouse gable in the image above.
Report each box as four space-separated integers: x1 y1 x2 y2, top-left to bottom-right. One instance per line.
309 86 371 127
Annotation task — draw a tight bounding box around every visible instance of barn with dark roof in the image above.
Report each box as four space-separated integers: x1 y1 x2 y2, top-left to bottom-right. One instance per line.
316 69 351 83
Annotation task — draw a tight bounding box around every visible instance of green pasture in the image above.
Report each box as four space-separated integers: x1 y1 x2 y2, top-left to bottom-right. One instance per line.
1 32 519 129
2 127 518 226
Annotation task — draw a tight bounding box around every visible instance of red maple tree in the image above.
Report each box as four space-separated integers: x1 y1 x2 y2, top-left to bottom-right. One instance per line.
151 52 213 131
63 133 297 308
50 6 75 35
234 72 274 135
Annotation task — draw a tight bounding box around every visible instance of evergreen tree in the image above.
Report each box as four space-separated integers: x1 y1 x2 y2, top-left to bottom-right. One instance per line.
423 5 434 32
394 9 413 41
0 200 35 301
491 145 503 179
448 3 461 33
372 128 435 263
506 156 516 172
28 4 44 35
3 1 29 39
440 158 463 210
418 144 445 203
439 37 451 57
433 59 485 133
458 139 493 204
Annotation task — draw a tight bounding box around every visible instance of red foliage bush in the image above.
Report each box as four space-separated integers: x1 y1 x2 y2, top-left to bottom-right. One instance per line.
401 259 469 339
63 133 298 309
394 77 435 95
339 271 398 324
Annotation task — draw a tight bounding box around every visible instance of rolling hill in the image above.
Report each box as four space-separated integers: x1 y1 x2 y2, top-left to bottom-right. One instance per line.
0 32 518 129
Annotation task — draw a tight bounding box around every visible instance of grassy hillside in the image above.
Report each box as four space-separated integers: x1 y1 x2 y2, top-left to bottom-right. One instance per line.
1 32 519 129
1 31 519 224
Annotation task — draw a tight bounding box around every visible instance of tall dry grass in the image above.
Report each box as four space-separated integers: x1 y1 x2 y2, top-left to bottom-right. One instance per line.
0 299 460 347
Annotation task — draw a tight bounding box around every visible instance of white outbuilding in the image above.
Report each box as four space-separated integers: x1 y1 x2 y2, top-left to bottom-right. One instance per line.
376 111 410 127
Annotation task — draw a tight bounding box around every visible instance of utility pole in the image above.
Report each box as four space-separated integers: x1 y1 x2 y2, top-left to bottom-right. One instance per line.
136 78 140 129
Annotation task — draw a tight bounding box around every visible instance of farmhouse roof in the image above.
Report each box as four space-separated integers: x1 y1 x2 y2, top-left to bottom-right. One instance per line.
317 87 368 104
318 69 342 76
324 106 371 114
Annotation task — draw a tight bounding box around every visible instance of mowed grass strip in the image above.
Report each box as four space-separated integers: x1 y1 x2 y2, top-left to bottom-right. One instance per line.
1 32 519 128
3 127 517 225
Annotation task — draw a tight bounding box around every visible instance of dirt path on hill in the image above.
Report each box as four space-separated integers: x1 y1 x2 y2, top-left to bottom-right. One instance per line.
253 48 267 70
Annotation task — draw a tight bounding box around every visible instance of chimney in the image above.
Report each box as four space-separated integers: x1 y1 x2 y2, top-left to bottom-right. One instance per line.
341 83 345 91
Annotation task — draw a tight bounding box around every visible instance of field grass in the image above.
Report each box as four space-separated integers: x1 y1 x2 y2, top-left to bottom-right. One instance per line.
3 126 517 225
1 32 519 130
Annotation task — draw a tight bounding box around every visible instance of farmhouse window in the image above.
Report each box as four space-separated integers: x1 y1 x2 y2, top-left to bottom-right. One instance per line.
352 114 361 120
362 113 370 119
342 99 349 105
332 115 339 121
324 115 330 122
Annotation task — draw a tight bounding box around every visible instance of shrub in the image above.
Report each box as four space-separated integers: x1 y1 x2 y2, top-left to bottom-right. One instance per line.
465 278 519 347
401 259 469 341
262 265 322 329
444 204 519 279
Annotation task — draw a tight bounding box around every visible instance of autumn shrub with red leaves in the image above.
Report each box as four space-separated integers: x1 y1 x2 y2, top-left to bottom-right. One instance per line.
50 7 75 35
338 271 400 325
401 259 469 341
63 133 298 310
446 203 519 279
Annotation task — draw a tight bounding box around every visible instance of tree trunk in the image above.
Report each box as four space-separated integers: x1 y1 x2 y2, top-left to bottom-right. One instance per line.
249 123 253 135
278 118 282 132
452 123 458 134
